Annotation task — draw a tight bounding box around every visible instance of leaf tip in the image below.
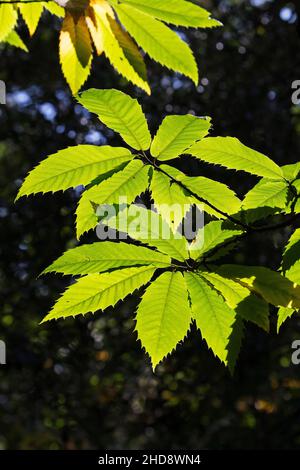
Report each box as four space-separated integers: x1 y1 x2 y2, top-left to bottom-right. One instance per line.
39 315 50 325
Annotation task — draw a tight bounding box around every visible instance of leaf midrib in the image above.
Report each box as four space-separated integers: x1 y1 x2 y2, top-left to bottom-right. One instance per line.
89 85 146 150
88 162 147 203
22 154 131 193
244 185 287 207
51 266 154 315
116 0 208 21
193 145 283 178
154 272 174 360
154 119 199 159
193 274 229 348
52 256 169 268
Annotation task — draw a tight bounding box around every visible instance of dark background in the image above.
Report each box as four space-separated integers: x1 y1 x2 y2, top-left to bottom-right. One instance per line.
1 0 300 450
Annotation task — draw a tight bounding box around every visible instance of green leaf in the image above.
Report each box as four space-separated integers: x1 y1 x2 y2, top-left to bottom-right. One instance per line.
113 3 198 84
107 14 148 86
181 175 241 216
110 0 221 28
151 115 211 161
217 264 300 309
136 271 191 368
189 137 284 180
185 272 235 364
75 164 128 239
243 179 288 210
43 241 171 275
189 220 242 260
75 159 149 237
292 179 300 194
277 307 298 332
202 242 237 263
76 192 98 240
150 170 191 231
282 162 300 181
77 89 151 150
295 198 300 213
107 206 189 260
19 3 43 36
281 229 300 286
200 271 270 331
59 12 92 94
84 159 150 206
292 190 300 208
242 179 289 223
42 265 156 322
0 4 18 42
159 164 187 181
16 145 133 198
227 316 244 375
283 262 300 285
93 6 150 94
4 30 28 51
282 228 300 274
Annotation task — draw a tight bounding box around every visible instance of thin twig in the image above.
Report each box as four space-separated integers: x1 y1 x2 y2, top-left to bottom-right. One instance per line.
141 154 300 236
141 154 251 230
138 153 300 264
201 213 300 264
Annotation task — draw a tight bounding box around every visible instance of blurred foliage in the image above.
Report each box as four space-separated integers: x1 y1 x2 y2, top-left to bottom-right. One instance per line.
1 0 300 450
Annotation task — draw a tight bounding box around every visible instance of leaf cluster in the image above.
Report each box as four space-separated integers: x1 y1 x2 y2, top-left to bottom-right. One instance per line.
17 89 300 370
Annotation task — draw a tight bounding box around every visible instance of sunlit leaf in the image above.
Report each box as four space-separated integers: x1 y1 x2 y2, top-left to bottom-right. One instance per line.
136 271 191 368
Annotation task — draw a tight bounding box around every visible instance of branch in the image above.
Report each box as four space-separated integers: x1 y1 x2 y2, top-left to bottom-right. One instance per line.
143 156 251 231
143 155 300 237
202 213 300 264
252 213 300 233
139 153 300 263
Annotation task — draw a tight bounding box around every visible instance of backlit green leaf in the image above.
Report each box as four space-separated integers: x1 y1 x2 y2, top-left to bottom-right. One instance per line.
113 3 198 84
107 206 189 260
42 265 156 322
77 89 151 150
189 137 283 179
43 241 171 275
218 264 300 309
16 145 133 198
200 271 270 331
181 175 241 216
151 115 211 161
110 0 221 28
185 272 235 364
136 271 191 368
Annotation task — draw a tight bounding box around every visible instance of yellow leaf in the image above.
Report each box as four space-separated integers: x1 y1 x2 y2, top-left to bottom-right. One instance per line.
19 3 44 36
0 4 18 43
92 2 150 93
85 6 104 55
59 11 93 94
